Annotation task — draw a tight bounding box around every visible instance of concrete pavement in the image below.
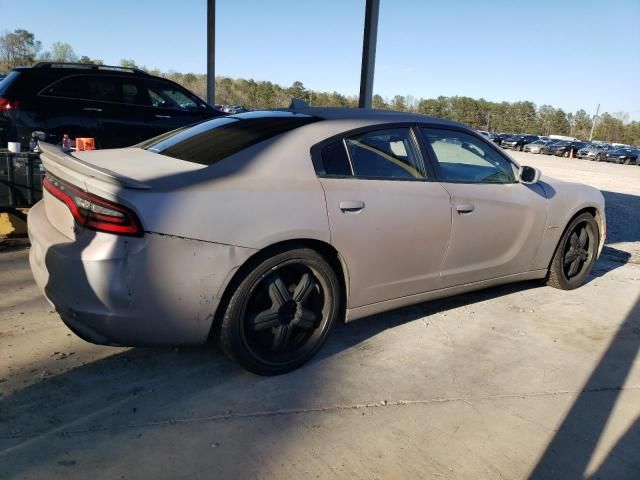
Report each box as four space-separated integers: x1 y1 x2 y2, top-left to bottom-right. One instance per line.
1 152 639 479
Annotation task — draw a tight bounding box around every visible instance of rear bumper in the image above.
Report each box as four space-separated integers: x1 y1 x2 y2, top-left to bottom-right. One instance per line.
28 200 256 346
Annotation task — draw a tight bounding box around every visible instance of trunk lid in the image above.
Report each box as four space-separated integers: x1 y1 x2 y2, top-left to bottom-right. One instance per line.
37 142 203 238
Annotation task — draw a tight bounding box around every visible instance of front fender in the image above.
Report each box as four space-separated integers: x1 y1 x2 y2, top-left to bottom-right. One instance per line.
533 178 606 269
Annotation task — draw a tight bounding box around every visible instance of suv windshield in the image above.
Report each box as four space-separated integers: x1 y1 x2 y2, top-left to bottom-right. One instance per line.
140 111 321 165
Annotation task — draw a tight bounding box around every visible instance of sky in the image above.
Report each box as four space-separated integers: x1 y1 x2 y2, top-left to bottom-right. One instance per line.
1 0 639 119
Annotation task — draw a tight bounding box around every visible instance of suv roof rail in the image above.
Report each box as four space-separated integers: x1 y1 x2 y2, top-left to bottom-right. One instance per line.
32 62 150 75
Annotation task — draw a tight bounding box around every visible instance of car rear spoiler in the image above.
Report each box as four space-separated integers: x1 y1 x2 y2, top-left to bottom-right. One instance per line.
37 141 152 190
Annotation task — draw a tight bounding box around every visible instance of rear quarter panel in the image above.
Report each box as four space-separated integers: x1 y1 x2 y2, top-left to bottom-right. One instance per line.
111 128 333 249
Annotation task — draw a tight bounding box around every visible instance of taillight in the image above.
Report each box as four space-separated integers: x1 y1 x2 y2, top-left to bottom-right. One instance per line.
43 174 143 236
0 97 21 110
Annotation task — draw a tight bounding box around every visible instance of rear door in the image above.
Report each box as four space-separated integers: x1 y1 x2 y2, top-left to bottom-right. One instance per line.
92 75 155 147
316 126 452 308
143 80 212 136
37 74 100 144
39 74 154 148
419 126 548 287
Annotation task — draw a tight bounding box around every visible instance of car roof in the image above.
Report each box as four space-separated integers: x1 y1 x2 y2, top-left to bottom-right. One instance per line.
236 107 464 128
15 62 151 77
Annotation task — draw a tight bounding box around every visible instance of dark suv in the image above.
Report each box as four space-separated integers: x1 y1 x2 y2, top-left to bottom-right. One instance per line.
0 62 223 149
500 134 539 151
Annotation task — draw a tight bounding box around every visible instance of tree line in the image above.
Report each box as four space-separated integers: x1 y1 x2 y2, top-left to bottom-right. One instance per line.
1 29 638 145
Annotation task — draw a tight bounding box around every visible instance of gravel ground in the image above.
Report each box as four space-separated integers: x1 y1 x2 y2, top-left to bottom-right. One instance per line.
0 151 638 479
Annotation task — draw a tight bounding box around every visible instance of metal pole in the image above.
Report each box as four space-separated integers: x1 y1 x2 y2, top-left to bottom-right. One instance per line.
589 104 600 142
206 0 216 105
26 155 34 206
6 154 15 208
358 0 380 108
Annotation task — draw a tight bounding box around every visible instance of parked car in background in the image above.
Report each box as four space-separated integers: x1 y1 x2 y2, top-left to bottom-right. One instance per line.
577 144 611 161
0 62 224 149
540 140 564 155
501 134 540 151
541 141 588 157
479 131 501 143
222 105 249 114
605 148 639 165
28 108 605 374
523 139 554 154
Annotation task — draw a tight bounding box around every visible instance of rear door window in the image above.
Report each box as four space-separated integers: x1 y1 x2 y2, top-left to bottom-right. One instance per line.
345 128 425 180
42 75 147 105
318 141 353 177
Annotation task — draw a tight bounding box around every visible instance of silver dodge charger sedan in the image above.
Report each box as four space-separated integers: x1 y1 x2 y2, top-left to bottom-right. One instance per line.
28 109 606 374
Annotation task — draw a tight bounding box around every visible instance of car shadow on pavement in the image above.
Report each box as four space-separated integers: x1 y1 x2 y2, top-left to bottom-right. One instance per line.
0 238 30 253
529 295 640 479
0 278 542 478
601 190 640 246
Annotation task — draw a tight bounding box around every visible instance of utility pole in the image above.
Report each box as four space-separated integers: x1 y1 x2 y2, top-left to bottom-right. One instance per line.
206 0 216 105
358 0 380 108
589 104 600 141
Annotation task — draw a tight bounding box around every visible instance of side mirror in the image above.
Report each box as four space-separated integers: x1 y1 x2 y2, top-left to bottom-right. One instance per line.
519 165 541 184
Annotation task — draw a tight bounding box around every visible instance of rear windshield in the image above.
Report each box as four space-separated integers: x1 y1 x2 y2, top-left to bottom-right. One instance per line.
0 71 20 95
140 111 321 165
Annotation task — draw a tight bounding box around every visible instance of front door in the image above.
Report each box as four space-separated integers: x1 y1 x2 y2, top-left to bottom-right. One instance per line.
317 126 452 308
144 80 209 137
420 126 548 287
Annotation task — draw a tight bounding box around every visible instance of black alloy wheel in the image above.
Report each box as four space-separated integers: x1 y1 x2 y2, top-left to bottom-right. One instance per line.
562 223 593 279
546 213 599 290
219 248 340 375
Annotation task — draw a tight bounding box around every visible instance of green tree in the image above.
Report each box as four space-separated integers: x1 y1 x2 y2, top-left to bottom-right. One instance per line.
288 81 307 101
120 58 138 68
573 109 592 139
49 41 77 62
78 55 102 65
391 95 407 111
0 29 41 69
372 94 387 109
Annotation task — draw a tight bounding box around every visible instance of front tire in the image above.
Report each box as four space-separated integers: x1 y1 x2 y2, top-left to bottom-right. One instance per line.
219 248 341 375
546 213 599 290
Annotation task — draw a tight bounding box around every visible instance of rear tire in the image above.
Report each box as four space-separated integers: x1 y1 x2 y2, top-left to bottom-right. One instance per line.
546 213 599 290
219 248 341 375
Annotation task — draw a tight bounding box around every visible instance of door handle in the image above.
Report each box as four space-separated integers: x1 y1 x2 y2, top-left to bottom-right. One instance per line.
455 204 475 214
83 107 102 112
154 114 172 119
339 200 365 213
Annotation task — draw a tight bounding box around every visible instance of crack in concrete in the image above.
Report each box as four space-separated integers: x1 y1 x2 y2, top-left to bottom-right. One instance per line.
2 384 639 445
